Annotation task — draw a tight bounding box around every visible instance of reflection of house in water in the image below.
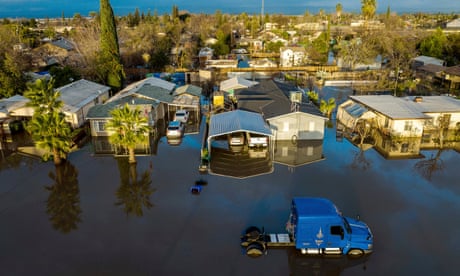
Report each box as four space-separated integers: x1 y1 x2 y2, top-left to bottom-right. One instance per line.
207 110 273 178
337 95 460 139
87 77 202 155
234 79 327 141
208 146 273 179
372 131 424 159
287 248 369 276
87 97 160 156
273 140 325 167
337 95 460 159
203 79 328 175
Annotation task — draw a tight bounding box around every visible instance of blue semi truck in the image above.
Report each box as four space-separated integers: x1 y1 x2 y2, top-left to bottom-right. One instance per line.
240 197 373 257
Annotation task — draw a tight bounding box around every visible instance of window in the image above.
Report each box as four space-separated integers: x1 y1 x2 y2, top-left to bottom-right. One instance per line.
330 225 344 239
96 121 106 132
401 143 409 153
384 117 389 128
404 121 413 131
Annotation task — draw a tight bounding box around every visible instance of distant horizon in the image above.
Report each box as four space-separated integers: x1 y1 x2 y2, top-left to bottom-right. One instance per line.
0 0 458 19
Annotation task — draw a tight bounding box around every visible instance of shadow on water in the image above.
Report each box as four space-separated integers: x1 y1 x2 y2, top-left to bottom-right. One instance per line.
114 157 156 217
45 160 81 233
286 248 370 276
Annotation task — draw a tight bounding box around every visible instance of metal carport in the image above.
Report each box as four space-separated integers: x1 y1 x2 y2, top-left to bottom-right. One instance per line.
207 110 273 158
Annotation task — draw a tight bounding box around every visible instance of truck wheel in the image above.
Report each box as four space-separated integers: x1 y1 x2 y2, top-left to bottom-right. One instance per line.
246 242 265 257
347 249 364 257
245 226 261 241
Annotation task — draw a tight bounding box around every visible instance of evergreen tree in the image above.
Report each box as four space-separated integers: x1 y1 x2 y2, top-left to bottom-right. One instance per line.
0 53 27 98
419 28 447 59
361 0 377 20
99 0 124 90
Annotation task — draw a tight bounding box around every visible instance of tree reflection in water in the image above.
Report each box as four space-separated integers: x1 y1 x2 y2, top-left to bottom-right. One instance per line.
115 157 155 217
45 160 81 233
349 118 374 171
414 149 445 181
350 148 372 171
414 117 450 181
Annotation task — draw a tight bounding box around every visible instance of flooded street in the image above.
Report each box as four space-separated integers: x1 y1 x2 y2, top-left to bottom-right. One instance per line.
1 121 459 275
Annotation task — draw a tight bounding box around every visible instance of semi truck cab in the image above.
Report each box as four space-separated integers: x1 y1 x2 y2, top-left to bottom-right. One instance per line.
241 197 373 257
287 197 373 256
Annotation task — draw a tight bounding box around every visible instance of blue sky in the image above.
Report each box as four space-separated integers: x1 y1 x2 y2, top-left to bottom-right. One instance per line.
0 0 458 18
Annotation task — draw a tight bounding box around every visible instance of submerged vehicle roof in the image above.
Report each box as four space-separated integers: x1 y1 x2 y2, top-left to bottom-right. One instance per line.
292 197 340 218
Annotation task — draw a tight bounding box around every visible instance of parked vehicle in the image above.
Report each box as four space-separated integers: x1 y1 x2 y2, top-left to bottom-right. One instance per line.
246 132 268 148
228 132 245 152
240 197 373 258
166 121 184 138
174 110 189 123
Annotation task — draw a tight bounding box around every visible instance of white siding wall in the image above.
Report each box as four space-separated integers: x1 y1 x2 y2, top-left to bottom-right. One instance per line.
426 112 460 129
269 113 325 140
391 119 425 137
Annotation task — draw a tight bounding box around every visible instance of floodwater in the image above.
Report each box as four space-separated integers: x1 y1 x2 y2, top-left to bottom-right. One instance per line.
1 94 460 275
1 126 459 275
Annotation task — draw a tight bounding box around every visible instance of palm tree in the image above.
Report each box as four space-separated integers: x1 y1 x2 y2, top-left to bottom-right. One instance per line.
361 0 377 21
320 97 336 119
307 90 319 106
27 111 72 164
336 3 343 19
115 157 155 217
24 78 62 113
45 160 81 233
106 103 150 164
24 78 72 165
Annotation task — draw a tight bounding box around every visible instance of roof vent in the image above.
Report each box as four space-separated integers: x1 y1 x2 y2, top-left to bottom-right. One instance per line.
414 96 423 103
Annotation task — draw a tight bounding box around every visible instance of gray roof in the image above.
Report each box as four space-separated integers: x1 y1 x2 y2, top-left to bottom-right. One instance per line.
235 79 324 119
108 77 176 103
413 55 445 66
0 95 29 118
219 77 258 92
57 79 111 113
50 38 74 51
208 110 273 138
135 84 175 103
86 96 159 119
349 95 460 119
174 84 202 97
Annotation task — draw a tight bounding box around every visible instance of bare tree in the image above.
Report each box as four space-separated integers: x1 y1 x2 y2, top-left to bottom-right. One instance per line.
414 114 450 180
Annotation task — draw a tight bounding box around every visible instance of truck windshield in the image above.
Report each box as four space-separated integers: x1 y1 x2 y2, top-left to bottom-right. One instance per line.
343 217 352 234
